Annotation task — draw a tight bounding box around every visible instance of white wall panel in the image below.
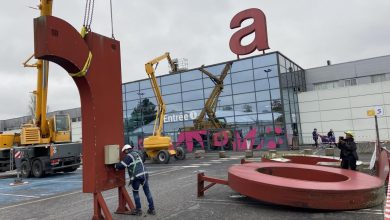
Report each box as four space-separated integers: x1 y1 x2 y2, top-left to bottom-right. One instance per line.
317 87 349 100
384 105 390 116
384 93 390 105
382 81 390 92
319 98 350 111
299 101 320 113
321 109 351 121
301 122 323 134
349 83 382 96
353 118 377 130
300 112 321 123
298 91 318 102
349 94 383 108
322 120 353 133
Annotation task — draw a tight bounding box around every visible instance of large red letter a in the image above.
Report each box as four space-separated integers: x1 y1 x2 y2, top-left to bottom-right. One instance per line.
229 8 270 56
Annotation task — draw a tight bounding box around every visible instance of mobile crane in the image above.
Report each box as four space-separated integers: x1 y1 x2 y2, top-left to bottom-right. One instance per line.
181 62 233 149
0 0 81 177
142 52 185 164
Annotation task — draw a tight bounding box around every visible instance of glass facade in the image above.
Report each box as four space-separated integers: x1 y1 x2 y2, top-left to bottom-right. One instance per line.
122 52 305 152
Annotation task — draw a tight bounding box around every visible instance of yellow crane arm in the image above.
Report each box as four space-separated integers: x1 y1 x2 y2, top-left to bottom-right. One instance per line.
194 62 232 129
35 0 53 137
145 52 176 136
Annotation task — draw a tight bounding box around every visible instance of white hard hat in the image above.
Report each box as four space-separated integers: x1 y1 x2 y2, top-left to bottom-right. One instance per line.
122 144 132 152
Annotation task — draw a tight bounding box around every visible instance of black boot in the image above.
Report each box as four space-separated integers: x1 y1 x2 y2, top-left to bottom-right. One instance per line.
147 209 156 215
130 209 142 216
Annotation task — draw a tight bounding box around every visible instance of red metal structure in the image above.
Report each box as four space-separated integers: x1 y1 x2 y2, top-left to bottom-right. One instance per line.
199 155 388 210
34 15 133 219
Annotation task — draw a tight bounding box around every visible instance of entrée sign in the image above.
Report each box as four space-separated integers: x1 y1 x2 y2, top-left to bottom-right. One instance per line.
164 111 197 123
229 8 270 56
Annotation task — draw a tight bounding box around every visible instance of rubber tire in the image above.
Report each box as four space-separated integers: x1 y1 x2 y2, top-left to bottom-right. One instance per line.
20 160 31 178
174 147 186 160
32 159 45 178
157 150 170 164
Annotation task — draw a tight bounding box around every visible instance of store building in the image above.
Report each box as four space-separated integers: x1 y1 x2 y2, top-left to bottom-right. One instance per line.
2 53 389 151
122 52 304 151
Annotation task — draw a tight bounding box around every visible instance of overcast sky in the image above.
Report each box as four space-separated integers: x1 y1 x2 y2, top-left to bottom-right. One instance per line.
0 0 389 120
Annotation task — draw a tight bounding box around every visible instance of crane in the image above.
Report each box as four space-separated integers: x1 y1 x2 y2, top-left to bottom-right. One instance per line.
0 0 81 177
142 52 185 164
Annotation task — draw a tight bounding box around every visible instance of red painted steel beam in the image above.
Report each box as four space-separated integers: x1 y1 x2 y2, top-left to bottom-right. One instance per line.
197 172 229 197
376 149 390 182
34 15 134 218
34 15 124 193
228 162 384 210
283 155 340 165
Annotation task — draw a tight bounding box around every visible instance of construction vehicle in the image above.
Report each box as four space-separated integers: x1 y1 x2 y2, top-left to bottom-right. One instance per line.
180 62 234 150
0 0 81 177
142 52 185 164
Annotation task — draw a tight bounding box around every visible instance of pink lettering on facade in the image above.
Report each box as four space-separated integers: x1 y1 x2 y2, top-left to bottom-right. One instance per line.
175 130 207 152
229 8 270 56
256 139 265 150
138 128 288 153
212 131 229 147
267 140 276 149
233 128 257 151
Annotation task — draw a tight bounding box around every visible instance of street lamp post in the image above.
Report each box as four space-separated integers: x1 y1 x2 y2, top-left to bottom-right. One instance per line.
264 68 272 77
137 92 144 126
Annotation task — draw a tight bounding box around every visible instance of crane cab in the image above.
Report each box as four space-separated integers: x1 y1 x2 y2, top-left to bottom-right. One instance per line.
49 114 71 143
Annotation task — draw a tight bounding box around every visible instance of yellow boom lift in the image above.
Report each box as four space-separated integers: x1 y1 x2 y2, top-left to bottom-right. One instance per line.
194 63 232 130
0 0 81 177
142 52 185 164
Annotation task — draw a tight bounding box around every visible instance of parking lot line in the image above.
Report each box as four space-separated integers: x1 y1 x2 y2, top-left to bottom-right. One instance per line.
149 167 187 176
177 175 195 180
0 193 40 198
0 191 81 211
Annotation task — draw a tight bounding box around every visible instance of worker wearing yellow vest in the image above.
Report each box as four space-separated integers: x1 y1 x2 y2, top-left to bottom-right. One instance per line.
115 144 156 216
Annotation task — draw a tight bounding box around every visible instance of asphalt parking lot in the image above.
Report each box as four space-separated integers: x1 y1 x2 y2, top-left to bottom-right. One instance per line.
0 151 385 220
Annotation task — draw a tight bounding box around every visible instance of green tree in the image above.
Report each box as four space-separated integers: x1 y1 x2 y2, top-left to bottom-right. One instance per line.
243 104 253 112
125 98 157 132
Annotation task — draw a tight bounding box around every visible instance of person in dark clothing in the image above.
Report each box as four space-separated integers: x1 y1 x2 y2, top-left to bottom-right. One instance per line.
327 129 335 147
337 131 358 170
115 144 155 216
312 128 319 148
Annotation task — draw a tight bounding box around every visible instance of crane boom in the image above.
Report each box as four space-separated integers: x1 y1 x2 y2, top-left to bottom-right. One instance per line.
193 62 232 129
20 0 71 145
144 52 177 136
35 0 53 137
